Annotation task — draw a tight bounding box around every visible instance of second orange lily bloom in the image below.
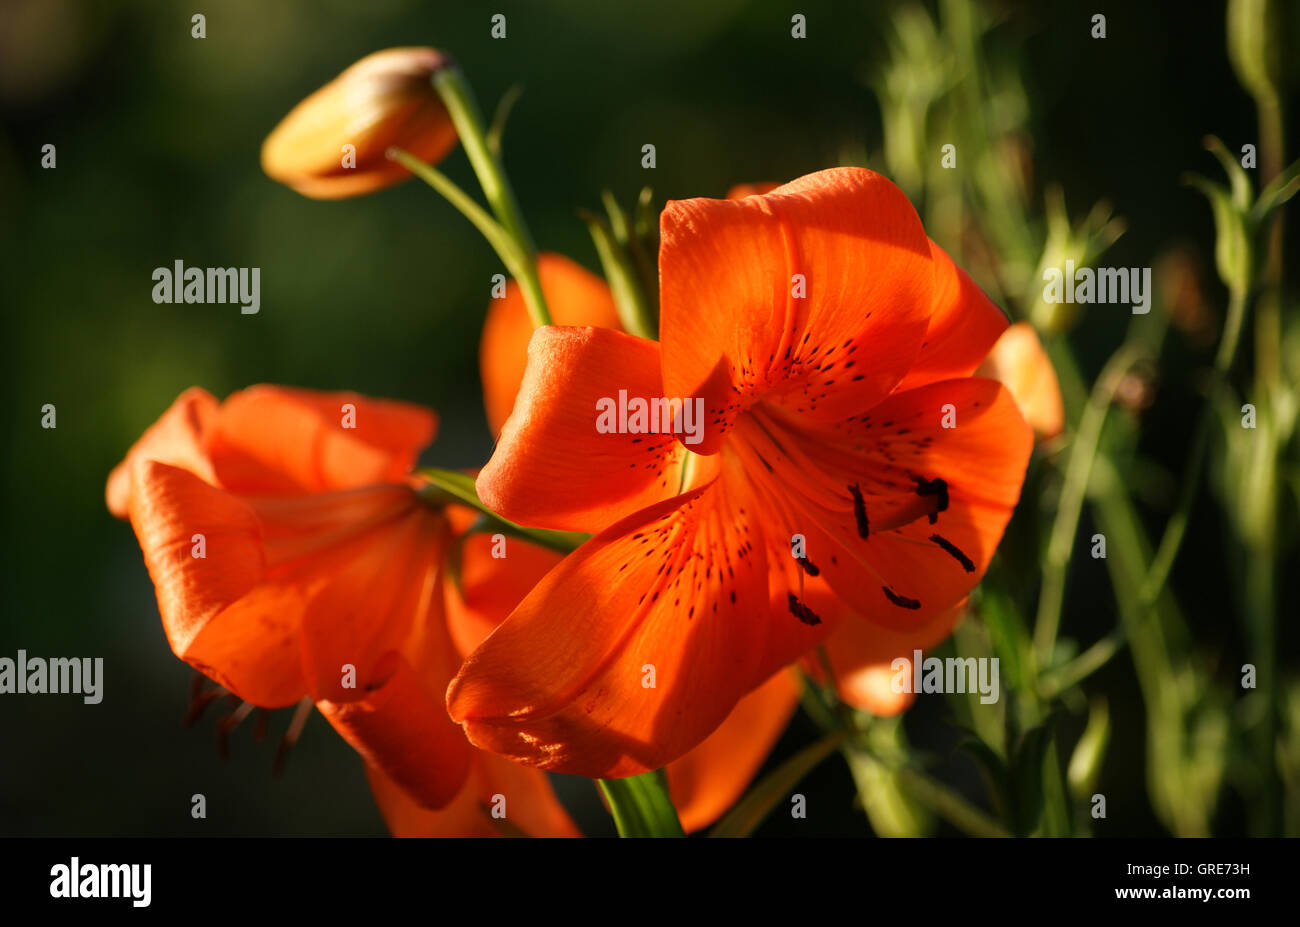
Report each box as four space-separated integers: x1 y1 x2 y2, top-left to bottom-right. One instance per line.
106 385 576 835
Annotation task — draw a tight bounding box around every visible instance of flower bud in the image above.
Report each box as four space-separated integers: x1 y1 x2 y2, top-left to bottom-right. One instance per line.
261 47 457 199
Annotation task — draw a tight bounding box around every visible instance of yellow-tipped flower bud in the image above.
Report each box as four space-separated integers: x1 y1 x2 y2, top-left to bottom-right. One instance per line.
261 47 457 199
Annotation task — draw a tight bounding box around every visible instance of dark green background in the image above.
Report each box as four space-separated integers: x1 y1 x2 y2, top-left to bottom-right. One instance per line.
0 0 1288 835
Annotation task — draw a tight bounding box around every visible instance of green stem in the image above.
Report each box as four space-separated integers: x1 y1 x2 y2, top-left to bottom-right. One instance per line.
389 147 550 330
389 149 518 263
1141 284 1249 603
709 730 846 837
894 765 1011 837
433 67 550 327
1034 342 1145 659
1037 627 1126 700
598 772 685 837
415 467 586 554
581 210 657 339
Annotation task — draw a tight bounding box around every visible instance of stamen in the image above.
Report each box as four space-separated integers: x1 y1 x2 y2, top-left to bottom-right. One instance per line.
911 477 949 524
273 697 315 778
216 700 256 759
787 593 822 625
882 586 921 610
930 533 974 572
183 674 229 728
848 483 870 538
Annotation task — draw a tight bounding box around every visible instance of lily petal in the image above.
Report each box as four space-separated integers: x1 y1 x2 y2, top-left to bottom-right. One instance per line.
107 387 218 518
318 652 471 810
450 460 829 777
893 240 1009 392
665 668 801 831
477 326 688 533
207 385 436 495
480 253 622 435
659 167 935 452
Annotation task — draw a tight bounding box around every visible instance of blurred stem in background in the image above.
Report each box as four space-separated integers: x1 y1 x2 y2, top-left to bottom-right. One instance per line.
866 0 1298 837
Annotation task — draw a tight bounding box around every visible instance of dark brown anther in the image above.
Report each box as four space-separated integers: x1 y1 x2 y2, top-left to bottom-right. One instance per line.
912 476 949 523
882 586 921 610
796 554 820 577
930 533 974 572
848 483 870 538
787 593 822 626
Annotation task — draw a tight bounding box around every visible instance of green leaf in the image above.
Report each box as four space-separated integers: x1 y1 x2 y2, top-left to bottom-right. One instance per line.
580 208 657 340
843 746 932 837
1067 697 1111 799
415 468 587 554
598 771 685 837
1009 721 1054 836
709 730 846 837
1185 174 1253 292
979 586 1032 692
955 735 1010 820
1252 153 1300 221
1204 135 1252 210
486 84 523 157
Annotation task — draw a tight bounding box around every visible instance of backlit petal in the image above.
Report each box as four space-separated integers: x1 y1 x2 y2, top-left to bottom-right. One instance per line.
450 459 831 777
366 751 579 837
107 387 219 518
477 326 688 533
813 599 968 716
480 253 621 435
665 668 801 832
318 652 471 810
975 321 1065 439
207 385 436 495
734 377 1030 634
659 167 935 452
892 240 1008 392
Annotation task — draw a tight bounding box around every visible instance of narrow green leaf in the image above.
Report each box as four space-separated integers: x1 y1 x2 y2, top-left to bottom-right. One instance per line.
979 586 1032 693
486 84 524 157
598 770 685 837
1253 153 1300 220
709 730 846 837
1067 697 1111 799
1204 135 1252 210
955 735 1010 819
415 468 587 554
580 209 657 339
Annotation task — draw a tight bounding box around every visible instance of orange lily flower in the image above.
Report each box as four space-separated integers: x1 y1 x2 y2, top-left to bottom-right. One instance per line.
975 321 1065 440
107 385 575 835
450 167 1032 779
479 251 803 830
261 47 458 199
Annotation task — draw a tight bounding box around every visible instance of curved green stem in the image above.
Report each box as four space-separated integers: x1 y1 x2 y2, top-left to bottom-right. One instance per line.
433 67 550 327
389 149 518 263
893 765 1011 838
388 147 550 330
1034 341 1146 659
